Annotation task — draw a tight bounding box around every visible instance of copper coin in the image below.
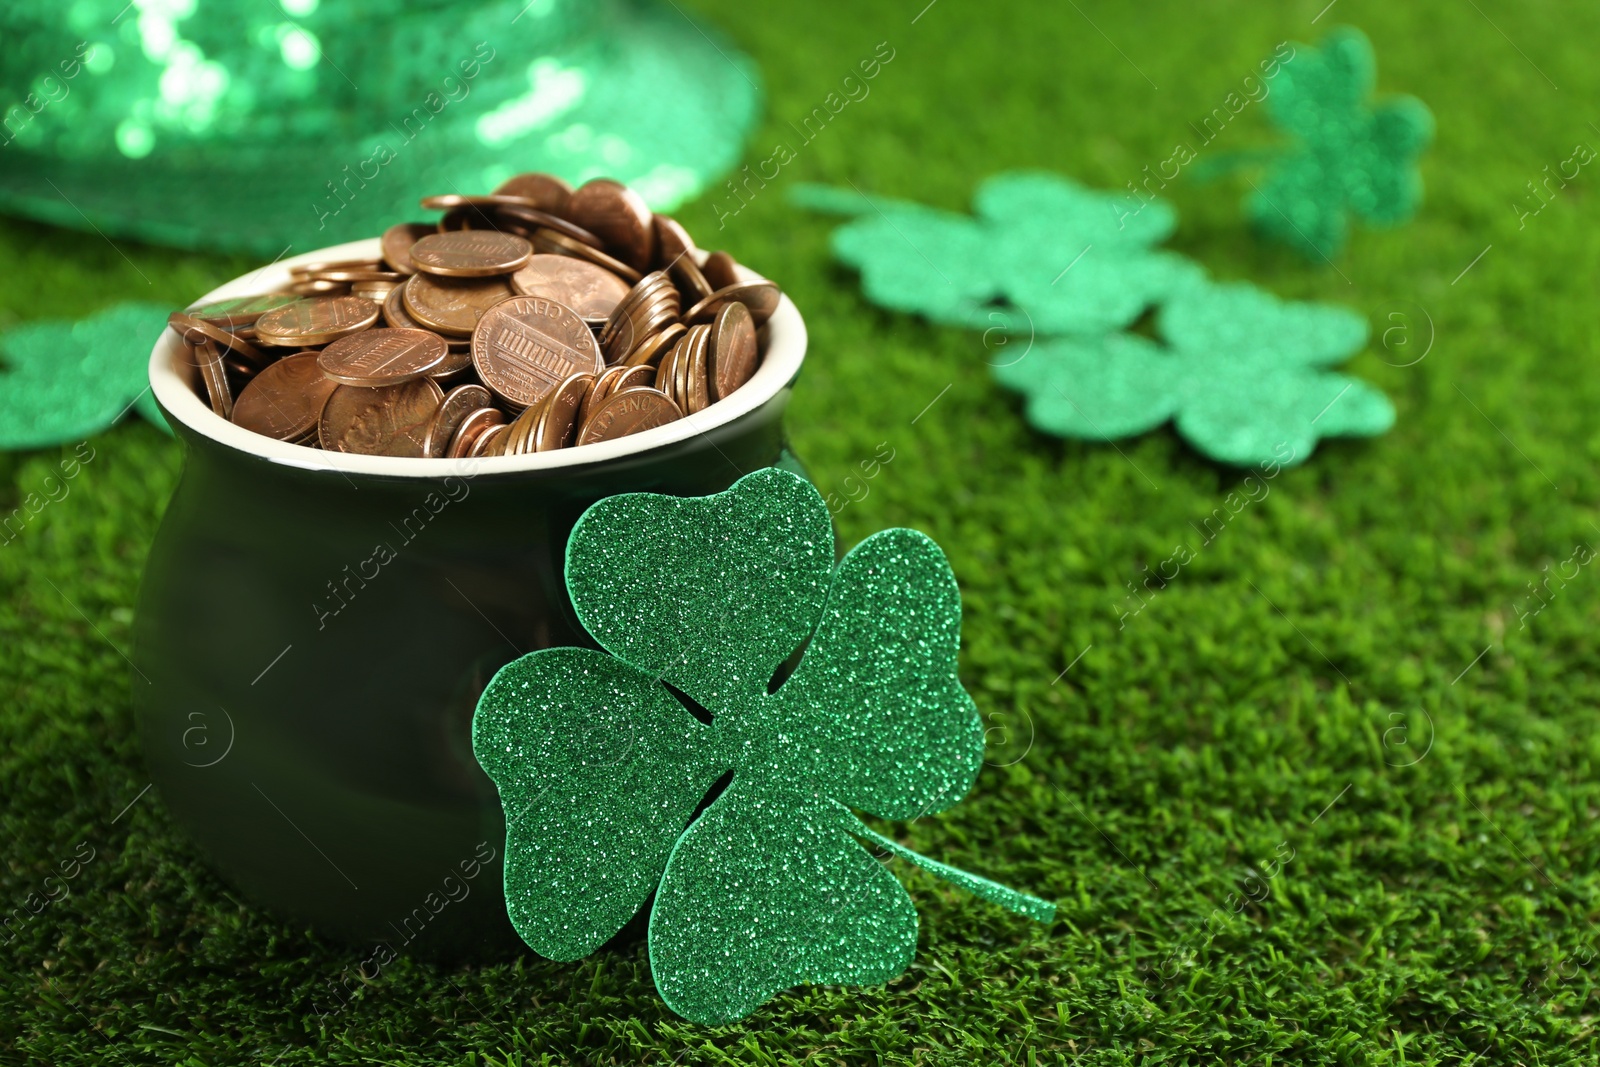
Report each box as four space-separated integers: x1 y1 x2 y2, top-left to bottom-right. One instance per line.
707 300 758 402
290 279 347 297
578 364 650 427
532 372 594 452
446 407 505 459
427 346 476 380
675 326 701 412
169 311 266 366
469 422 510 458
621 322 686 369
500 398 544 457
188 293 300 329
652 214 699 271
291 257 383 277
528 227 643 285
668 252 714 305
653 331 687 397
493 172 573 213
575 387 683 446
496 205 603 249
256 296 381 347
233 352 340 441
408 231 533 277
421 384 493 458
472 295 603 409
683 281 781 326
318 378 444 457
403 273 515 335
383 283 421 329
182 338 233 419
318 328 448 386
509 255 631 324
303 268 403 284
701 250 741 291
381 222 435 275
685 326 710 414
566 179 655 271
350 280 398 302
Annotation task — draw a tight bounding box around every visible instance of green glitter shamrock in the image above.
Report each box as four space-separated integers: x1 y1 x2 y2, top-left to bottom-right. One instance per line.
0 303 172 449
794 172 1202 335
1249 26 1433 260
472 467 1053 1025
991 279 1394 466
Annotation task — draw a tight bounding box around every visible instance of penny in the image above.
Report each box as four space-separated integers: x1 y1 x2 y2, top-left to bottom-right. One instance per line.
256 296 381 347
383 283 421 329
422 383 493 458
621 322 686 369
381 222 435 275
509 255 630 324
319 378 444 456
446 407 505 459
532 372 594 452
318 328 448 386
493 172 573 213
409 231 533 277
233 352 340 441
575 386 682 446
303 268 403 284
169 311 267 366
472 295 603 409
188 293 300 328
469 422 509 458
685 326 710 414
528 226 642 284
290 279 346 296
707 300 758 401
403 272 515 335
668 251 714 305
683 281 781 326
350 280 398 302
291 257 383 277
566 178 655 271
182 338 234 419
653 214 699 271
428 346 476 380
700 250 741 291
496 204 604 249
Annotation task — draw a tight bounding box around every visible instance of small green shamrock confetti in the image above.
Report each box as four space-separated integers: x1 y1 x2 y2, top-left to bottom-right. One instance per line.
1249 26 1433 260
472 467 1053 1025
795 172 1202 335
992 279 1394 466
0 302 173 449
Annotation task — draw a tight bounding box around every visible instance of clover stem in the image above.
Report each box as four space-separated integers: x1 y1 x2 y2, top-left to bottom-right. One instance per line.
846 814 1056 924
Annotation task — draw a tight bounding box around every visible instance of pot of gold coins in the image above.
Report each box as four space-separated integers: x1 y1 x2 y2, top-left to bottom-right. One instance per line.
133 175 805 957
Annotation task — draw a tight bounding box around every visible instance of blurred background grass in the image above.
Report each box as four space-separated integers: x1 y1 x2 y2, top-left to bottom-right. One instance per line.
3 0 1598 1063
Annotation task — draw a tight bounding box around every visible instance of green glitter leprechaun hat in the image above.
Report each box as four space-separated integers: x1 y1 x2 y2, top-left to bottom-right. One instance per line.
0 0 759 255
471 468 1054 1024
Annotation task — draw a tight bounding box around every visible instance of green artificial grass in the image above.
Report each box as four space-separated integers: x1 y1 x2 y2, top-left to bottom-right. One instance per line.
3 0 1599 1062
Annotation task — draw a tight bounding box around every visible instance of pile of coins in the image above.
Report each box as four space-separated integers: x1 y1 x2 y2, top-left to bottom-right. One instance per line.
164 175 782 458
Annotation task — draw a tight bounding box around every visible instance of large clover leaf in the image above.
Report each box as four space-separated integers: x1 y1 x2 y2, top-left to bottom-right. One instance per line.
1250 26 1433 260
0 303 172 449
799 172 1201 335
993 280 1394 466
472 467 1053 1024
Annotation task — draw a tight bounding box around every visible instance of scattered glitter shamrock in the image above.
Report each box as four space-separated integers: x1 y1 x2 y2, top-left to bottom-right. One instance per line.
992 279 1394 466
795 172 1202 335
0 303 171 449
1248 26 1433 260
472 467 1053 1025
